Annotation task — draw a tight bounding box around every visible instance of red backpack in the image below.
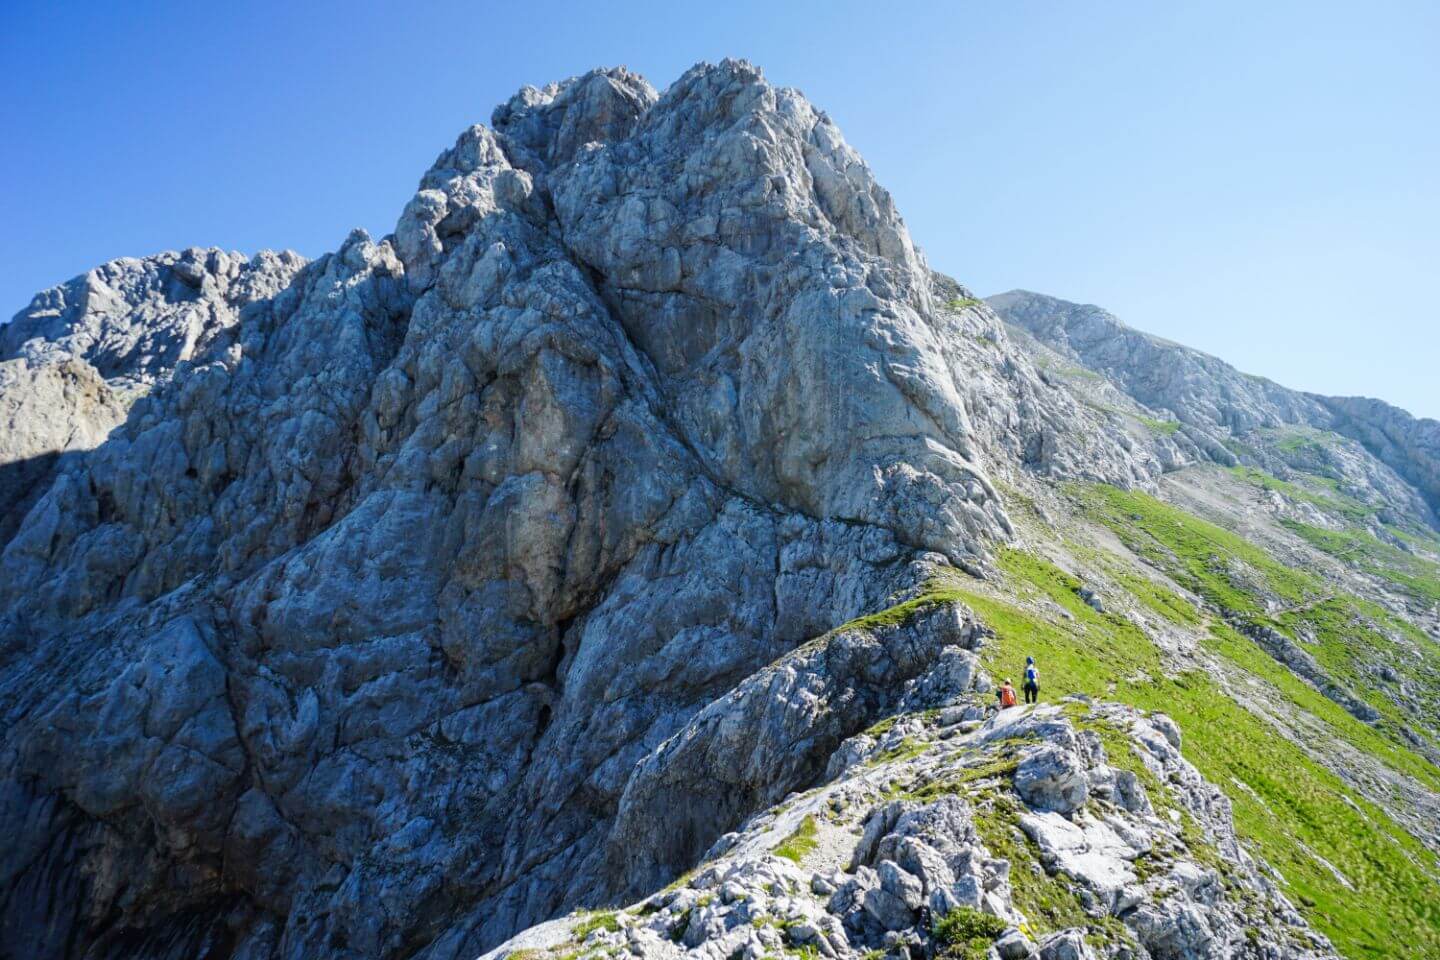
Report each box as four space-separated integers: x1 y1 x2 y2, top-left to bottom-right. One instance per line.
999 684 1017 707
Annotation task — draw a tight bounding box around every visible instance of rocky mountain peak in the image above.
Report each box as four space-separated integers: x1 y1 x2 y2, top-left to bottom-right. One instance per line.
491 65 658 175
4 246 305 387
2 61 1436 960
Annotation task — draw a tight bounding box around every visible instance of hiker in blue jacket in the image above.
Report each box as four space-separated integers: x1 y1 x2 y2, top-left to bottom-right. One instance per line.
1023 656 1040 704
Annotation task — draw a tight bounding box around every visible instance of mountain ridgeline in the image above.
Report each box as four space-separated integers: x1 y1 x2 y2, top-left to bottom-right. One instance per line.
1 62 1436 960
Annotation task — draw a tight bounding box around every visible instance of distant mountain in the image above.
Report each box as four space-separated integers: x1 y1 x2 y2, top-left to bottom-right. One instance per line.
988 289 1440 521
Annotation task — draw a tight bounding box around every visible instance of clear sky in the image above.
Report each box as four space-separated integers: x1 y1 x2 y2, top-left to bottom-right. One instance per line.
3 1 1436 417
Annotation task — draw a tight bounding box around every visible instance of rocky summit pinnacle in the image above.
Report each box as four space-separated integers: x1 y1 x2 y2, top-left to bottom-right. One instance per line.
2 61 1438 960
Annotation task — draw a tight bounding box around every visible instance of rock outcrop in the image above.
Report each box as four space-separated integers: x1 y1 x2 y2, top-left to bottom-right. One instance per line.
987 289 1440 526
0 62 1160 960
481 693 1338 960
1318 395 1440 517
0 248 304 544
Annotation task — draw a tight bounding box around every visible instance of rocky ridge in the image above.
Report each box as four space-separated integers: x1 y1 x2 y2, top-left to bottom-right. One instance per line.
481 631 1338 960
0 60 1436 960
985 290 1440 526
0 248 305 543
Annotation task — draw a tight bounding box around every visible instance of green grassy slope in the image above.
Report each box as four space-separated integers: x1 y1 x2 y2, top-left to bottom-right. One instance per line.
1077 484 1440 758
879 478 1440 959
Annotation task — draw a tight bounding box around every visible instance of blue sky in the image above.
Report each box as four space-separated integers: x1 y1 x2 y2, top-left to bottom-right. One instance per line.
3 0 1436 416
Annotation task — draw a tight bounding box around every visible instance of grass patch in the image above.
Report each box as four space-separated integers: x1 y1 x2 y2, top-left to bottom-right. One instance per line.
1108 566 1203 627
946 543 1440 959
970 794 1096 940
1075 484 1440 765
571 911 620 940
870 736 929 766
772 815 819 864
1272 596 1440 755
1229 465 1375 525
899 736 1037 802
1076 483 1320 615
1035 357 1104 381
932 906 1007 959
830 585 972 636
1203 619 1440 790
1139 416 1180 437
1281 519 1440 605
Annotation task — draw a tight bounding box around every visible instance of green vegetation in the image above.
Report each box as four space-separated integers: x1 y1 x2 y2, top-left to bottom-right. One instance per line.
1076 483 1320 615
787 477 1440 955
861 714 902 739
939 539 1440 959
571 911 621 940
1228 465 1375 525
1390 524 1440 556
1086 552 1203 627
969 793 1130 949
862 707 939 741
1285 597 1440 754
947 296 982 310
831 585 973 636
1035 357 1104 381
1076 483 1440 765
970 795 1088 934
661 867 699 894
894 735 1037 803
1138 416 1180 437
1281 518 1440 605
772 815 819 864
870 737 929 766
931 906 1007 959
1077 712 1229 877
1277 433 1325 456
1203 617 1440 789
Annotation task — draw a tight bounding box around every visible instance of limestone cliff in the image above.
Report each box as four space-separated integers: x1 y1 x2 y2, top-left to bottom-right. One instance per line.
1 62 1436 960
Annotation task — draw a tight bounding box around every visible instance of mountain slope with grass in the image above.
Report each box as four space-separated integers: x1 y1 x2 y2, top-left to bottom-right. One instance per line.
1 61 1436 960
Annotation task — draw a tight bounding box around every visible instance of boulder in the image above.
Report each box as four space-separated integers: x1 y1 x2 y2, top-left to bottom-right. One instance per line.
1014 745 1089 814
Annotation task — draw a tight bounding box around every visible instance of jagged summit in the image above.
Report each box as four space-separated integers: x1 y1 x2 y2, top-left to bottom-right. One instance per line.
0 247 305 544
1 62 1437 960
0 61 1150 960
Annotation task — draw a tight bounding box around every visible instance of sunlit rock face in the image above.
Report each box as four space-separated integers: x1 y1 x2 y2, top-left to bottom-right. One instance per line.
0 248 305 545
0 60 1376 960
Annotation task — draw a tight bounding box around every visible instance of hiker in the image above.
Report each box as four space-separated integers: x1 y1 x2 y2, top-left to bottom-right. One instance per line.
997 679 1018 709
1023 656 1040 704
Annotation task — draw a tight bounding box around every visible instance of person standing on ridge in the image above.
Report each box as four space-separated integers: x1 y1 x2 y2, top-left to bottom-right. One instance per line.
1023 656 1040 704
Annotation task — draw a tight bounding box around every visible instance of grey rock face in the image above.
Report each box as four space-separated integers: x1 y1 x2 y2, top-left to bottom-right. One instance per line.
1038 930 1097 960
1013 744 1089 814
1320 394 1440 517
0 62 1164 960
0 357 127 545
986 290 1321 437
987 289 1440 526
0 248 305 545
481 699 1338 960
3 247 305 389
